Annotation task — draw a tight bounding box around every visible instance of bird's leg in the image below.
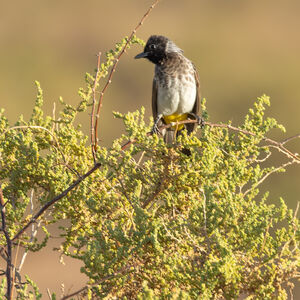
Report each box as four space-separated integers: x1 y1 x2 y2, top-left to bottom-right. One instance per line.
188 113 205 128
151 114 163 135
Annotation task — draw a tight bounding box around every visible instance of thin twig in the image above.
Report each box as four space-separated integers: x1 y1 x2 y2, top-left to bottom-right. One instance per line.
260 223 270 254
289 282 294 300
252 151 272 163
293 201 299 220
136 150 145 168
206 121 300 162
60 285 87 300
91 52 102 163
243 160 294 197
200 188 207 236
281 133 300 145
11 240 22 300
162 222 182 244
117 178 134 209
11 162 101 242
142 155 171 209
47 288 52 300
18 190 42 272
93 0 161 153
51 102 56 134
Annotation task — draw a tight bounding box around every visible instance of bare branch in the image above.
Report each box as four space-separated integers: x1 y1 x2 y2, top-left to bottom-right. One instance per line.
281 133 300 145
243 160 294 197
18 190 42 272
60 285 87 300
91 52 102 163
142 155 171 209
93 0 161 153
294 201 299 220
46 288 52 300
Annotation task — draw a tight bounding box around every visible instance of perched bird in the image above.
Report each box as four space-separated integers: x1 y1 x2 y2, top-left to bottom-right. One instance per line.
135 35 202 148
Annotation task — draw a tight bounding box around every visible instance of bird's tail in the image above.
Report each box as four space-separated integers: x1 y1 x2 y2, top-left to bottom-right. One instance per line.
163 128 177 144
163 128 191 156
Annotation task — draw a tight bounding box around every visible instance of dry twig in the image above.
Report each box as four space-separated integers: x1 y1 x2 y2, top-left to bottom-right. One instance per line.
92 0 161 155
91 52 102 163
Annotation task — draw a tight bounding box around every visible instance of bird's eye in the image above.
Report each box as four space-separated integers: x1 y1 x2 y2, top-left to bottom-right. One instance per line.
149 44 156 50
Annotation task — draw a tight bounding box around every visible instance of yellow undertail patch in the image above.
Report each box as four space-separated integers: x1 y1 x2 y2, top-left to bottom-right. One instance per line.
163 113 188 130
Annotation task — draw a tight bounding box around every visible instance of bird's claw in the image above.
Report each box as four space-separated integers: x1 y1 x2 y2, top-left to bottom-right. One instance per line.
151 123 161 135
197 116 205 128
151 115 163 135
189 113 205 128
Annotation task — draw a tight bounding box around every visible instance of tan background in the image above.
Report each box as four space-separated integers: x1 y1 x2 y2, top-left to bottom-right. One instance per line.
0 0 299 297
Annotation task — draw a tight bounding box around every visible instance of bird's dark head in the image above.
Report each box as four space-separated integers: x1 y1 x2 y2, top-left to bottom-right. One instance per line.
135 35 183 65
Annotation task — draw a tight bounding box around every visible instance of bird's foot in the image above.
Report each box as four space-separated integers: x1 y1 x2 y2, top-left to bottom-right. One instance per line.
151 123 161 135
188 113 205 128
151 115 163 135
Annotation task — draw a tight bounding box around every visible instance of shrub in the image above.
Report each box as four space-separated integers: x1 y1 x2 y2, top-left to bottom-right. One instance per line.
0 2 299 298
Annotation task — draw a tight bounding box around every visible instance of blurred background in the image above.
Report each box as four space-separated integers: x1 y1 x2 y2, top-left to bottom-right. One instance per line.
0 0 299 297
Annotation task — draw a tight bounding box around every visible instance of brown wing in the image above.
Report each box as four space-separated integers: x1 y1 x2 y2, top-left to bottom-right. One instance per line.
192 67 200 115
152 78 158 120
152 77 170 141
186 66 201 134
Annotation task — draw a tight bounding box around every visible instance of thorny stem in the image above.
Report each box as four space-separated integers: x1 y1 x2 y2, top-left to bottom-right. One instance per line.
93 0 161 154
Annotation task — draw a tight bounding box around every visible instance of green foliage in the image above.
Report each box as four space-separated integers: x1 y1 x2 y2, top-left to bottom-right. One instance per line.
0 38 299 299
0 279 6 298
0 277 42 300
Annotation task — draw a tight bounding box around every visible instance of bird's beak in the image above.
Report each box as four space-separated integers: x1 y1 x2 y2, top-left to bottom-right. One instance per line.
134 52 149 59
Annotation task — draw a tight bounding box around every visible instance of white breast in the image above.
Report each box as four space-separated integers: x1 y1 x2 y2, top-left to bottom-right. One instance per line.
157 75 196 116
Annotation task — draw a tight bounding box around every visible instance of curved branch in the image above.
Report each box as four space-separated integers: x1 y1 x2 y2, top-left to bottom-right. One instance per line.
93 0 161 153
121 119 300 164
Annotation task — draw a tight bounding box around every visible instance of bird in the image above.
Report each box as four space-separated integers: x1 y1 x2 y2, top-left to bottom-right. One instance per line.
135 35 202 151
